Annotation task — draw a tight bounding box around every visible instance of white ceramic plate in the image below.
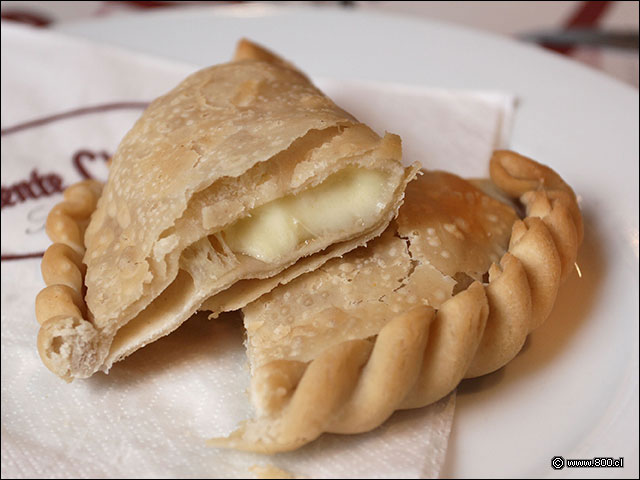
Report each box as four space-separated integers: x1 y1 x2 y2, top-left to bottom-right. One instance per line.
54 4 639 478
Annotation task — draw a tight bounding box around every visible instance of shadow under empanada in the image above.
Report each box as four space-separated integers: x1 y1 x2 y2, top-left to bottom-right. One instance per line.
518 210 605 371
87 311 246 390
442 209 605 477
455 207 603 397
264 394 456 479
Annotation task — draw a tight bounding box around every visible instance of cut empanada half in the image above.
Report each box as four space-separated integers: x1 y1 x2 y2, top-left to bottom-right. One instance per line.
211 151 583 453
36 40 417 381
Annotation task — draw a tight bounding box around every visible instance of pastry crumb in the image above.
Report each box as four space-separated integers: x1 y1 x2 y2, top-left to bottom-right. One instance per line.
249 464 296 479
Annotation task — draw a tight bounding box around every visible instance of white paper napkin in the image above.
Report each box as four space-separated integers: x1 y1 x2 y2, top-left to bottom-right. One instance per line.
0 22 515 479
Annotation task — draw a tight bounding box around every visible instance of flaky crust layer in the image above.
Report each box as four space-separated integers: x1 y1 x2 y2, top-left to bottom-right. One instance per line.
211 151 583 453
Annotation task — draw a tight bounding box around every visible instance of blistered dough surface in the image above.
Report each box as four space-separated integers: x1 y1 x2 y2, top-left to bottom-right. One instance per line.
243 170 518 368
83 60 357 328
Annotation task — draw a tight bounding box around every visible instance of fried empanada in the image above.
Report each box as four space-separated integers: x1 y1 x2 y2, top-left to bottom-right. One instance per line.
36 40 417 381
211 151 582 453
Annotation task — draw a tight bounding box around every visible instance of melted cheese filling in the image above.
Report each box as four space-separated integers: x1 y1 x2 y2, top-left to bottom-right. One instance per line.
223 168 392 263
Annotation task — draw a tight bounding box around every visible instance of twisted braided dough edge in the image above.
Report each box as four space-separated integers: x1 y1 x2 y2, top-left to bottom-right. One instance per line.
210 151 583 453
35 180 106 382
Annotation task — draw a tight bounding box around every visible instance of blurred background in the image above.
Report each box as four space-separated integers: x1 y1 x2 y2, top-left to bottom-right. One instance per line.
1 0 638 87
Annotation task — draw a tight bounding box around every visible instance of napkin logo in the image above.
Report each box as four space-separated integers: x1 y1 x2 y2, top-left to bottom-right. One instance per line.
1 102 147 261
1 169 65 210
73 149 111 180
1 150 111 210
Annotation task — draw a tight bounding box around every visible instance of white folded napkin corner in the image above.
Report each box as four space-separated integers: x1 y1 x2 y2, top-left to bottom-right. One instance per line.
0 22 515 479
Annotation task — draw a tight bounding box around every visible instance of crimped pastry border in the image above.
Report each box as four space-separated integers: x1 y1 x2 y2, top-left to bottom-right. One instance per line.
35 180 104 382
210 151 583 453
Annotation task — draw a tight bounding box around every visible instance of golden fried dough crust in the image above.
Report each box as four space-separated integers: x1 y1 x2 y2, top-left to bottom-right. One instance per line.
212 152 582 453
